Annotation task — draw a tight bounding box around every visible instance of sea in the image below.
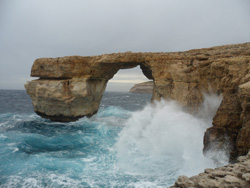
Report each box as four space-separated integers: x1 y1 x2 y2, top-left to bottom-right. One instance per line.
0 90 227 188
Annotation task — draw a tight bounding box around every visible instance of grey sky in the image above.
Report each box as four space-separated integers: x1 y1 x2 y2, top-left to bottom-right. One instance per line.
0 0 250 91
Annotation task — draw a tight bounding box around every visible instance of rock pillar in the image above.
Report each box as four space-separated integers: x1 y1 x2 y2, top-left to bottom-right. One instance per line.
25 78 107 122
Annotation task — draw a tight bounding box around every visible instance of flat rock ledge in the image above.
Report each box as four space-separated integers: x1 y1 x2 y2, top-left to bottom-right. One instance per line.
170 151 250 188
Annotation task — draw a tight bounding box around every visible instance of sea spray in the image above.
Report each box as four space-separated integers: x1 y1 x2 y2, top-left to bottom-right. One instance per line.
115 93 223 180
199 94 231 166
0 91 228 187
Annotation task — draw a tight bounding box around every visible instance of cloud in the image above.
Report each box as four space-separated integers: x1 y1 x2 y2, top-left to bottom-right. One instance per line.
0 0 250 91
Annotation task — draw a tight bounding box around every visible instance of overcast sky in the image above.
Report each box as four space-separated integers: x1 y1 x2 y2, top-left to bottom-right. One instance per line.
0 0 250 92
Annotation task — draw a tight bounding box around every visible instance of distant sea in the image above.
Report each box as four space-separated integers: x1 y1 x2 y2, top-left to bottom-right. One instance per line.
0 90 225 187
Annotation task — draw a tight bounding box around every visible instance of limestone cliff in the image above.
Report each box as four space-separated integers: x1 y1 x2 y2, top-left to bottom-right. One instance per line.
129 81 154 93
25 42 250 160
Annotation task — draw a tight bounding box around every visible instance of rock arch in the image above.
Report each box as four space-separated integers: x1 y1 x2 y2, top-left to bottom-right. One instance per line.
25 53 154 122
25 43 250 160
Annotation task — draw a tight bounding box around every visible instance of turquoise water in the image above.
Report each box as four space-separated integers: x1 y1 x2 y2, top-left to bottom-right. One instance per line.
0 90 222 187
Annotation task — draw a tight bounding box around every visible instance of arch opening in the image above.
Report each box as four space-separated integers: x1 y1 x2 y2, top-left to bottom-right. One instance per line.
100 65 153 112
105 65 152 93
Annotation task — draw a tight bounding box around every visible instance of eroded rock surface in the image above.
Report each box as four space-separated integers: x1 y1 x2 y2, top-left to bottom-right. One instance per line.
25 78 106 122
25 42 250 160
170 151 250 188
129 81 154 93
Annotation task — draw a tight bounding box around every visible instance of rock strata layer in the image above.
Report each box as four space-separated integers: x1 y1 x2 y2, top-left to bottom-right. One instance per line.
170 151 250 188
25 42 250 160
129 81 154 93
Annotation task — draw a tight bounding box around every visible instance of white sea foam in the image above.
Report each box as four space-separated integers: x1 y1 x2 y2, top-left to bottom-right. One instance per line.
115 94 223 178
2 173 82 188
0 93 226 187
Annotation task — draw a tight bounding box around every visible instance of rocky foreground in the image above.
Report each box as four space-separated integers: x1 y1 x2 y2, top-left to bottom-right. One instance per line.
170 151 250 188
25 42 250 162
129 81 154 93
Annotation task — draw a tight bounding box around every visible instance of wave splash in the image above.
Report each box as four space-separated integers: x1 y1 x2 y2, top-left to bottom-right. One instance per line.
115 94 223 182
0 93 226 187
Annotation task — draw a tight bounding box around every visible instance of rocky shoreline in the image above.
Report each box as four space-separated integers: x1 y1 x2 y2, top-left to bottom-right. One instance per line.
25 42 250 161
25 42 250 186
170 151 250 188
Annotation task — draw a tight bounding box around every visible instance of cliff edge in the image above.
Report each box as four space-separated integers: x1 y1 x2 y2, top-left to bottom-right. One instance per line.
25 42 250 161
129 81 153 93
